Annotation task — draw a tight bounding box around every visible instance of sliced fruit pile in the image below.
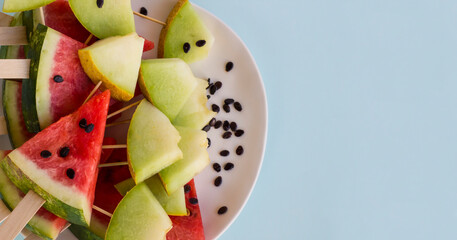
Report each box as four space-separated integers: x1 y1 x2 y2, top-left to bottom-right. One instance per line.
0 0 215 239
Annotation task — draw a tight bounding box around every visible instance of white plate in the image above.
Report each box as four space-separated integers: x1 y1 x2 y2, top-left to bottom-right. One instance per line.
9 1 267 239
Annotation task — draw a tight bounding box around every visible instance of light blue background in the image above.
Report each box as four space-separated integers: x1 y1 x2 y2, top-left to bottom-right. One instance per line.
4 0 457 239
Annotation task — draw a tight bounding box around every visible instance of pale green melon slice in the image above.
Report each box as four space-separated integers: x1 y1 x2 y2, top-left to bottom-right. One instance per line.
68 0 135 39
3 0 55 13
173 78 216 129
139 58 198 121
127 100 182 184
159 126 209 195
105 183 172 240
158 0 214 63
115 175 187 216
79 33 144 102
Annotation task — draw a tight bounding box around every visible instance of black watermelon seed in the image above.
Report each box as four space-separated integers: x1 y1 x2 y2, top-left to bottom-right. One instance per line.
222 131 232 139
207 95 210 99
79 118 87 128
202 125 211 132
236 146 244 155
214 121 222 129
53 75 63 83
209 118 216 126
85 124 95 133
96 0 104 8
183 42 191 53
224 98 235 105
40 150 52 158
223 121 230 131
218 206 228 215
220 150 230 156
215 81 222 90
224 162 235 171
66 168 75 179
234 102 242 111
225 62 234 72
184 184 191 193
214 176 222 187
207 138 211 148
230 122 237 131
235 129 245 137
189 198 198 205
196 40 206 47
209 84 217 95
212 104 220 113
206 83 212 90
213 163 221 172
139 7 148 15
223 104 230 113
59 147 70 158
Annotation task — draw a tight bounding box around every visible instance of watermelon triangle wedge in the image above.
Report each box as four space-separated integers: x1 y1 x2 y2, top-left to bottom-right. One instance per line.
1 90 111 227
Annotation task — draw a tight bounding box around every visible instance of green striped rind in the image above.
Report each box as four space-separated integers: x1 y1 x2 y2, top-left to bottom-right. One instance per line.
1 156 89 226
69 224 103 240
3 80 30 148
22 23 48 133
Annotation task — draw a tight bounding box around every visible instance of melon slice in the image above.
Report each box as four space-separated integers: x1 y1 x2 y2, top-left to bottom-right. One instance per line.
79 32 144 102
105 182 172 240
0 150 67 240
139 58 198 121
2 0 55 13
68 0 135 39
127 100 182 184
173 78 217 129
1 90 111 226
158 0 214 63
23 23 94 133
167 179 205 240
159 126 209 195
115 175 187 216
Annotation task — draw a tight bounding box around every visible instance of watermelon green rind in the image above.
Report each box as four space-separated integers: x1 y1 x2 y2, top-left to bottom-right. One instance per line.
22 23 48 133
1 156 88 226
69 224 102 240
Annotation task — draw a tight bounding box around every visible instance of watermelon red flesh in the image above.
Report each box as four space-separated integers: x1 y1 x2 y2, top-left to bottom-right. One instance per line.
3 90 111 226
142 37 154 52
167 179 205 240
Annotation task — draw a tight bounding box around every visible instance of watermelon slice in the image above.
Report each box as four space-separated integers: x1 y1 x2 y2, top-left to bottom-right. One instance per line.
23 23 95 133
167 179 205 240
1 90 111 226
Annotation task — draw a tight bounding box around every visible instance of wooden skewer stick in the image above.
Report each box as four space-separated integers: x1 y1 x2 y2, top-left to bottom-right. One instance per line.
0 201 33 237
101 144 127 149
92 205 113 218
0 59 30 79
0 26 28 45
105 119 131 128
83 81 103 104
98 162 129 168
133 11 166 26
84 33 94 45
0 191 45 240
0 13 14 27
107 100 141 119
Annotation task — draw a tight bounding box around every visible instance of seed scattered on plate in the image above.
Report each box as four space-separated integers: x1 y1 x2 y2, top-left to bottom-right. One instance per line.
223 104 230 113
230 122 237 131
209 118 216 126
234 102 242 111
213 163 221 172
224 162 234 171
184 184 191 193
214 121 222 129
189 198 198 205
209 84 217 95
222 131 232 139
196 40 207 47
212 104 220 113
236 146 244 155
224 98 234 105
207 138 211 148
202 125 211 132
215 81 222 90
183 42 191 53
218 206 228 215
225 61 234 72
214 176 222 187
220 150 230 156
53 75 64 83
59 147 70 158
235 129 244 137
139 7 148 15
40 150 52 158
223 121 230 131
207 95 210 99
